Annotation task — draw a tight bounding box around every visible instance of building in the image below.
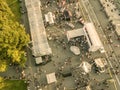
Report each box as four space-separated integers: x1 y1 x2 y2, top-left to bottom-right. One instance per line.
83 23 104 52
44 12 55 25
66 28 84 41
94 58 107 73
46 72 57 84
111 20 120 38
25 0 52 57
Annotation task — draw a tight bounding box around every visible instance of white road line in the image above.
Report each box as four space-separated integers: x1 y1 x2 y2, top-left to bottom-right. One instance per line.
105 52 120 86
81 0 120 87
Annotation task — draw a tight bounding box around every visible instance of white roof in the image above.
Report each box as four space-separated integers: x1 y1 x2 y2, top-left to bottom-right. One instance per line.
99 0 120 20
111 18 120 37
94 58 107 68
45 12 54 24
70 46 80 55
66 28 84 41
99 0 120 36
116 24 120 36
46 72 57 84
80 61 91 73
83 23 103 48
25 0 52 56
35 57 42 64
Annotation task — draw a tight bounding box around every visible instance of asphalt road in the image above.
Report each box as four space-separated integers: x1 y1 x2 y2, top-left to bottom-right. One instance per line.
78 0 120 89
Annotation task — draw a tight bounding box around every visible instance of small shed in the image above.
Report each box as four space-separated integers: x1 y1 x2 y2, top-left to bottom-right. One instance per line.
46 72 57 84
35 57 43 65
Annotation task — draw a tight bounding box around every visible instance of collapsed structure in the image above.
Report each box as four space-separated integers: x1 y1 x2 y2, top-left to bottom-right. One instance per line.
25 0 52 57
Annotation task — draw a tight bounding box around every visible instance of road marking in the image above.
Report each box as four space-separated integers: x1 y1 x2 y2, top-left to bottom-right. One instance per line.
108 68 118 90
106 52 120 86
80 0 120 87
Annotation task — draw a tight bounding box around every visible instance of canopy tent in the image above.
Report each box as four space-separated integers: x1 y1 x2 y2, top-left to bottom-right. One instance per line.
46 73 57 84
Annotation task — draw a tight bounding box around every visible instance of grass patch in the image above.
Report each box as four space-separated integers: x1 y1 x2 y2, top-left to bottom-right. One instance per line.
0 80 27 90
5 0 21 22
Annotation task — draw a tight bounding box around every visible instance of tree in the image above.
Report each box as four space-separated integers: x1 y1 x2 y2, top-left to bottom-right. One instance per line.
0 61 7 72
0 0 30 72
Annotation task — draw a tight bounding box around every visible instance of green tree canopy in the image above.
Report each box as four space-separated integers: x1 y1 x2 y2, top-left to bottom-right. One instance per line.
0 0 30 72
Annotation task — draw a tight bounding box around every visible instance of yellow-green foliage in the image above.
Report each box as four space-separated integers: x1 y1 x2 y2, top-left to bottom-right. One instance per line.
0 80 27 90
5 0 21 21
0 0 30 72
0 61 7 72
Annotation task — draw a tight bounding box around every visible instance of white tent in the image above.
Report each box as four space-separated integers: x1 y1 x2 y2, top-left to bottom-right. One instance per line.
46 72 57 84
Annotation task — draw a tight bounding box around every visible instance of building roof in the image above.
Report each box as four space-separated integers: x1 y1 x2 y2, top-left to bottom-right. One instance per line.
94 58 107 68
25 0 52 57
115 24 120 36
45 12 55 24
66 28 84 41
46 72 57 84
79 61 91 73
84 23 103 51
99 0 120 20
112 20 120 36
100 0 120 36
35 57 43 64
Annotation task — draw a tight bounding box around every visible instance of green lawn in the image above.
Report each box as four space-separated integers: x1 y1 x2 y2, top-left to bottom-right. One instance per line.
5 0 21 22
0 80 27 90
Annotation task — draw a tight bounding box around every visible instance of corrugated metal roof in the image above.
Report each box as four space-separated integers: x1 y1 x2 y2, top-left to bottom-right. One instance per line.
25 0 52 57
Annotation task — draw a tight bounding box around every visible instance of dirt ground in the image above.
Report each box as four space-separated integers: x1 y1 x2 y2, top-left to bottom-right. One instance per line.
0 0 119 90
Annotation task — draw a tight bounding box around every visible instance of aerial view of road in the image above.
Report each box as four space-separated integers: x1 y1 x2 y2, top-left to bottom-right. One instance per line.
0 0 120 90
